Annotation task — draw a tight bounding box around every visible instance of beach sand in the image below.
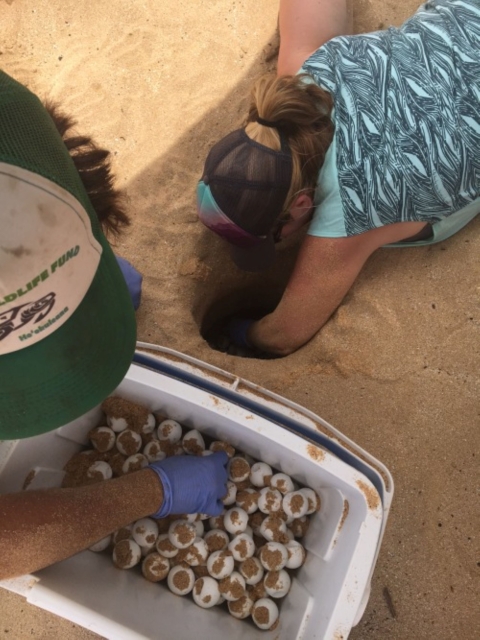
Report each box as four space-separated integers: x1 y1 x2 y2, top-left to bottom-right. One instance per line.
0 0 479 638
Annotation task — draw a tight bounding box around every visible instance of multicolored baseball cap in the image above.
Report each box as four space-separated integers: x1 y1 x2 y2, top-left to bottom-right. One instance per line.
0 70 136 440
197 128 293 271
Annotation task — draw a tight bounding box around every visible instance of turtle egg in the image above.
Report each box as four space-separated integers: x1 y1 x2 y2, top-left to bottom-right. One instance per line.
258 487 282 514
157 419 182 443
122 453 148 474
183 538 209 566
299 488 321 514
143 440 166 462
218 571 246 602
182 429 205 455
116 429 142 456
168 520 197 549
89 426 115 452
167 565 195 595
207 550 235 580
222 481 237 506
224 507 249 535
140 413 156 435
204 529 230 554
228 593 254 619
89 535 111 552
132 518 159 547
252 598 279 630
264 569 291 598
113 539 141 569
193 577 221 608
156 534 179 558
87 461 112 481
109 416 128 432
228 457 250 482
259 515 288 543
258 542 288 571
228 533 255 561
142 552 170 582
239 556 264 585
270 473 295 495
249 462 273 488
285 540 306 569
282 491 309 519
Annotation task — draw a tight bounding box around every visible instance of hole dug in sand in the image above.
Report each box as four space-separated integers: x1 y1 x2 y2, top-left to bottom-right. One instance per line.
198 285 283 358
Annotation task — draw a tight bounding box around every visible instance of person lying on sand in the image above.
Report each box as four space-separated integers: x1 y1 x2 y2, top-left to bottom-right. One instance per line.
197 0 480 357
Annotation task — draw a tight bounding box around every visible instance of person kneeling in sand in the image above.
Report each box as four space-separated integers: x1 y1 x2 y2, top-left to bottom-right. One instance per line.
197 0 480 356
0 71 228 580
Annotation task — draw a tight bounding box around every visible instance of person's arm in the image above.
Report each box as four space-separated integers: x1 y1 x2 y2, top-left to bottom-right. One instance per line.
0 452 228 580
277 0 353 76
243 220 430 356
247 234 373 355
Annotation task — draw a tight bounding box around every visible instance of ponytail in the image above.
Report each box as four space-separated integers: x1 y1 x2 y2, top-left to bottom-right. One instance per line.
244 73 333 212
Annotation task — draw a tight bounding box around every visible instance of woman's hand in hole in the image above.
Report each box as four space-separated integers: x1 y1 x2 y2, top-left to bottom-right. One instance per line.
211 316 278 359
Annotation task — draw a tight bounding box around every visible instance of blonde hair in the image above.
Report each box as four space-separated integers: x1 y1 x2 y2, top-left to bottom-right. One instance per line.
244 73 333 214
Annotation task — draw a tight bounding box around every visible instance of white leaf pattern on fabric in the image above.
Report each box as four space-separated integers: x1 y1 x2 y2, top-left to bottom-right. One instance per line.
302 0 480 235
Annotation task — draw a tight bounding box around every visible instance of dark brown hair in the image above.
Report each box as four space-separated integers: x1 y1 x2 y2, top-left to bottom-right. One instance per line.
44 100 130 237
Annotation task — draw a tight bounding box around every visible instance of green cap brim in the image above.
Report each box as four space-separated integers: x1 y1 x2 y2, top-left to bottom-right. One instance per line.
0 233 136 440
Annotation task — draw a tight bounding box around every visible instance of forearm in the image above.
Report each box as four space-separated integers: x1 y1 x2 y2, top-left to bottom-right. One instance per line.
278 0 352 75
0 469 162 580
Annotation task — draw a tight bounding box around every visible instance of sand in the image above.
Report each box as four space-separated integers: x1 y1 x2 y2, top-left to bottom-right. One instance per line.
1 0 479 638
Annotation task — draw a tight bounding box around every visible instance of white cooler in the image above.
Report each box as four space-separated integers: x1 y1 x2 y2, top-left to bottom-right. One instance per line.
0 346 394 640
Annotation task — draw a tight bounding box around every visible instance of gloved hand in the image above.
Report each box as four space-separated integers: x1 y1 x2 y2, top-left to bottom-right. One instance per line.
226 317 255 349
148 451 229 518
115 256 143 311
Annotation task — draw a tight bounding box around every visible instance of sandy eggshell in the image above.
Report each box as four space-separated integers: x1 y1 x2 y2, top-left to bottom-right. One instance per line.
132 518 159 547
222 481 238 506
282 491 309 519
142 552 170 581
143 440 166 462
113 539 142 569
167 565 195 595
264 569 291 598
270 473 295 495
182 429 205 455
156 533 179 558
209 441 235 458
228 533 255 562
249 462 273 488
87 461 112 481
183 537 209 566
239 557 264 586
122 453 148 474
168 520 197 549
206 550 235 580
192 577 221 608
89 426 116 453
252 598 279 630
236 488 260 515
89 535 112 552
258 542 288 571
116 429 142 456
299 488 321 514
259 515 288 543
224 507 249 535
218 571 246 602
228 593 254 619
108 416 128 432
285 540 306 569
157 419 183 443
140 413 156 435
204 529 230 554
228 456 251 483
258 487 282 514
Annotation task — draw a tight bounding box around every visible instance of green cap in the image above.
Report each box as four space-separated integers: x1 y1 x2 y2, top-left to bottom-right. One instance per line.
0 71 136 439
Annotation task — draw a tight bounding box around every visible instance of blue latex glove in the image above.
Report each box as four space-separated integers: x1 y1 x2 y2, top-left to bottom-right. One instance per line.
148 451 229 518
226 318 255 349
115 256 143 310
